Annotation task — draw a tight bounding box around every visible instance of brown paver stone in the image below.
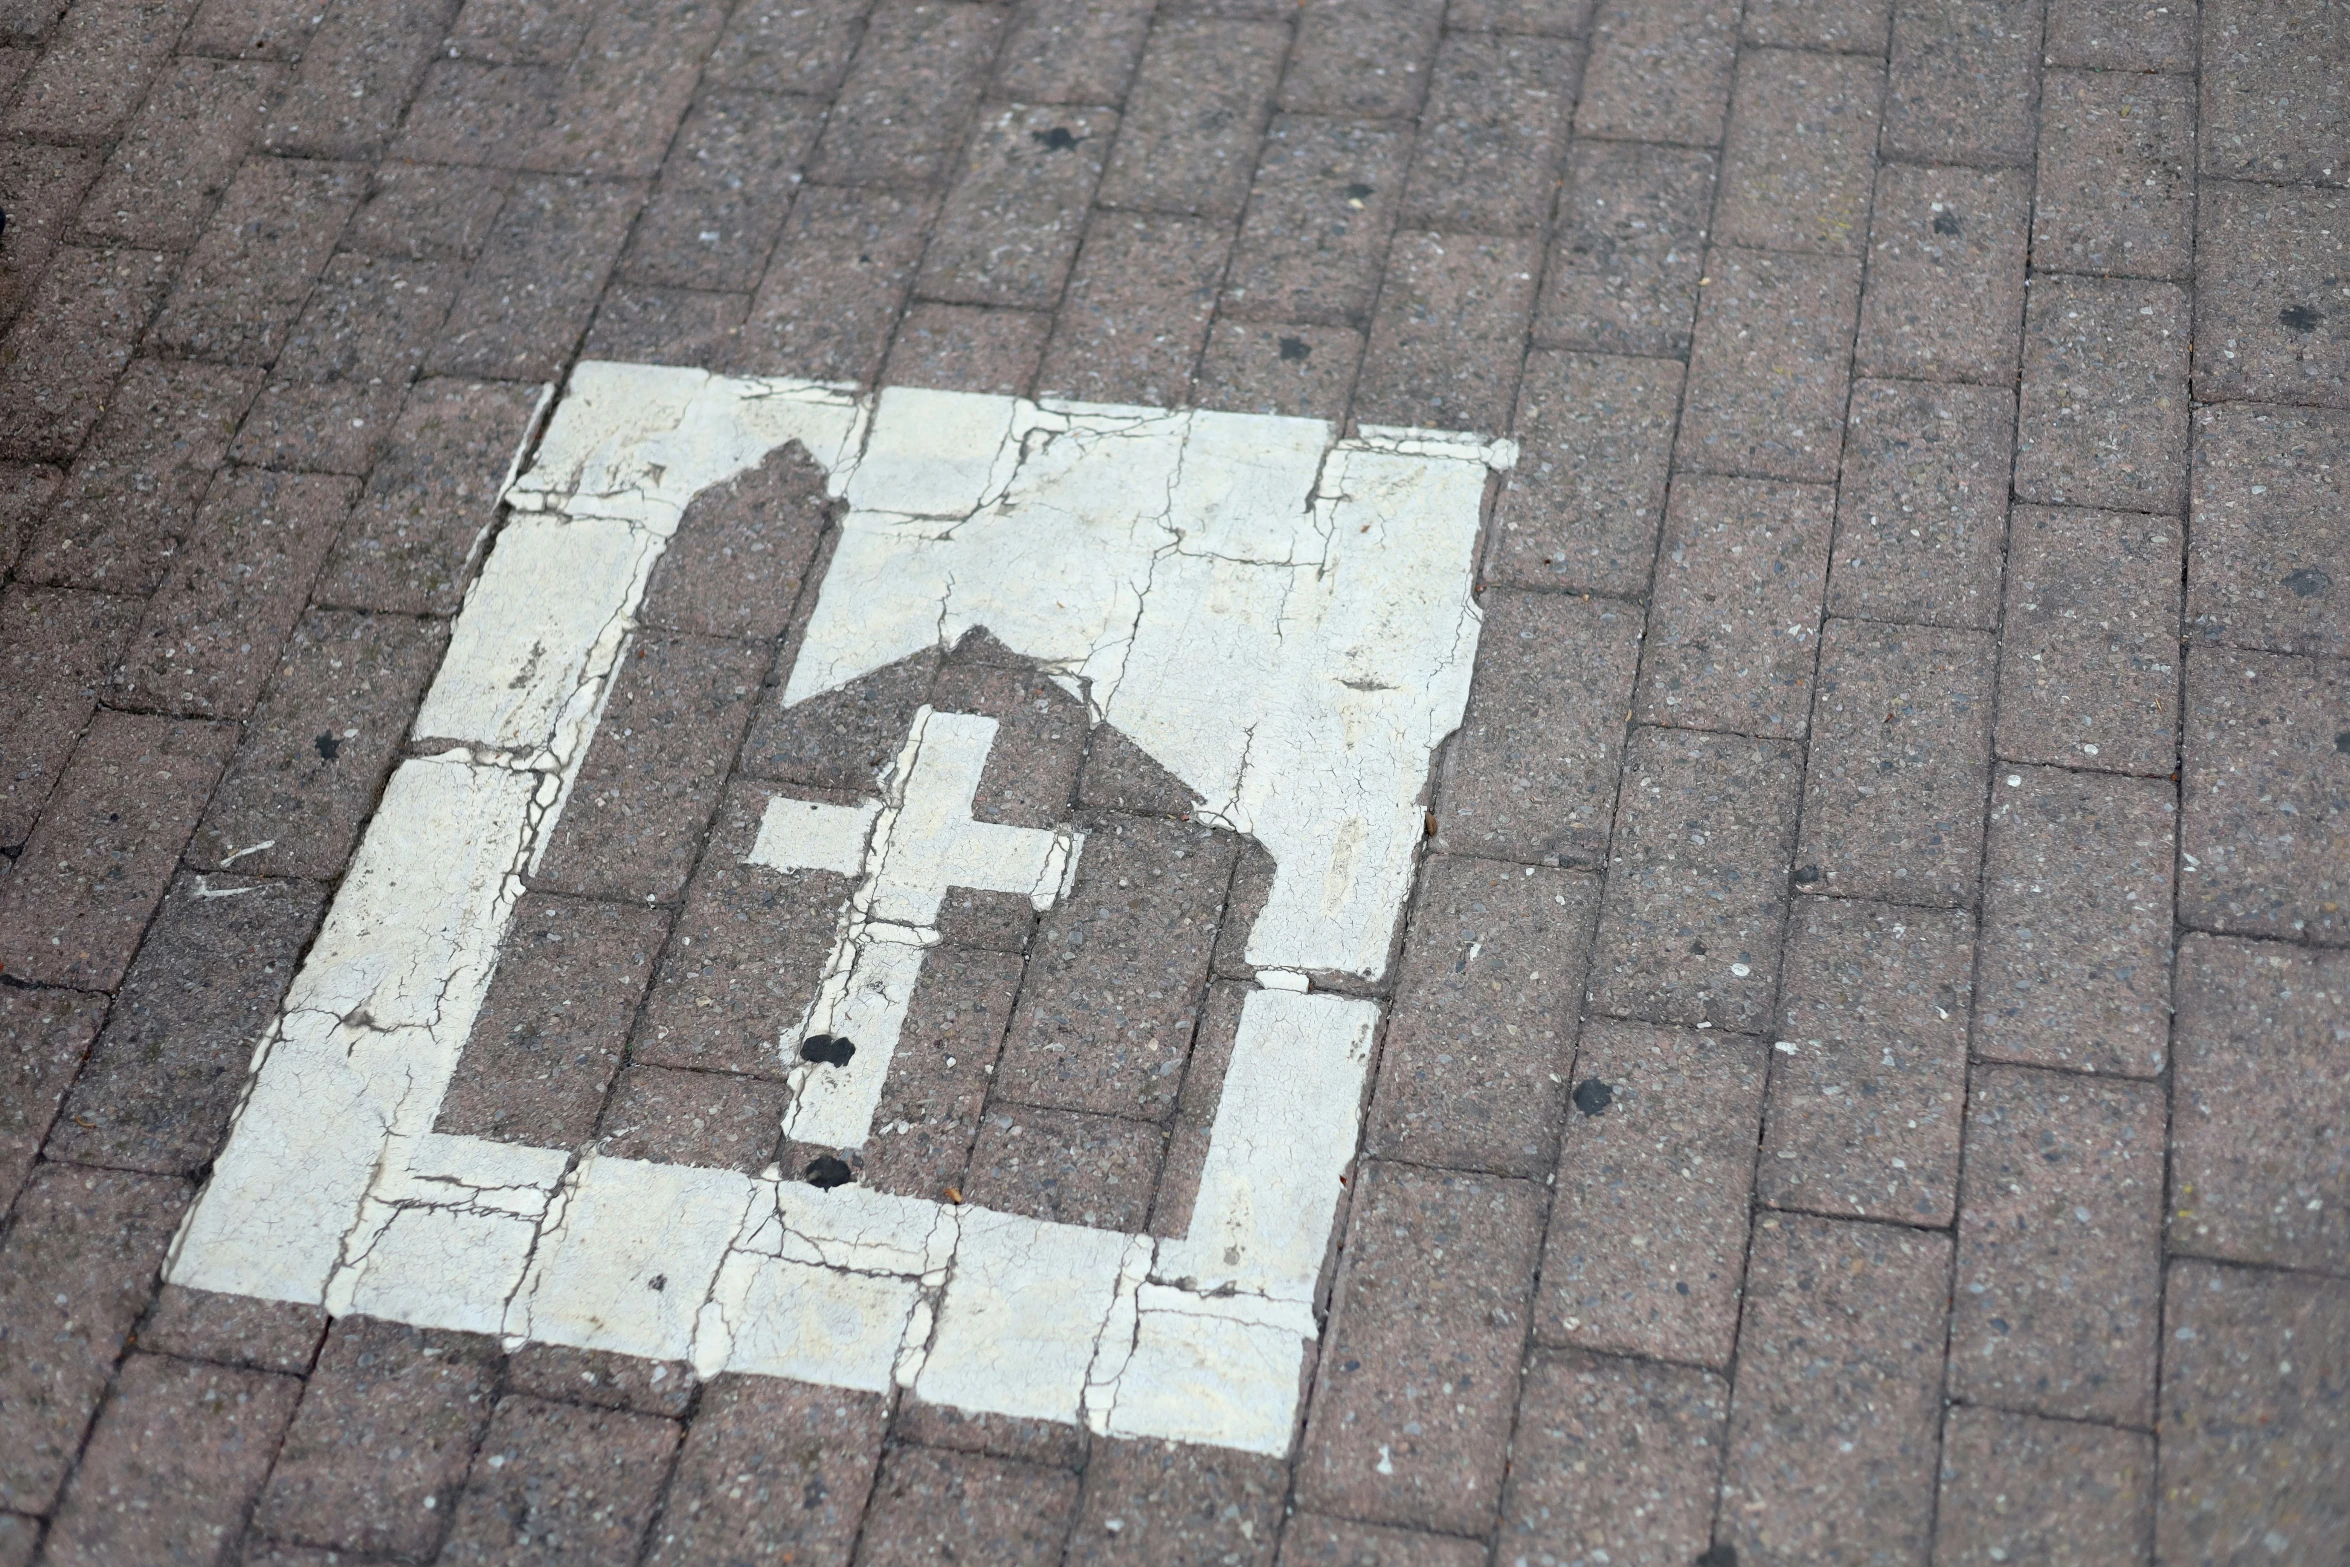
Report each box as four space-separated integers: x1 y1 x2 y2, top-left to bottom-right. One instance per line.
394 60 561 169
1446 0 1592 29
1975 765 2174 1077
1280 0 1445 121
1633 474 1834 738
314 376 549 616
179 0 325 60
0 988 104 1209
1882 0 2042 168
968 1093 1162 1229
2014 273 2191 514
193 608 450 880
521 0 728 182
72 59 279 252
1854 162 2031 385
993 0 1154 106
861 944 1022 1205
1948 1064 2165 1427
2188 402 2350 661
429 173 645 381
442 0 595 65
1484 350 1682 598
1298 1164 1544 1535
1499 1350 1730 1567
643 1375 886 1566
346 161 518 263
2177 644 2350 943
1717 1214 1952 1566
0 461 59 575
856 1446 1081 1567
1192 318 1361 418
148 157 366 366
1995 504 2184 776
893 1395 1088 1470
1220 114 1409 330
2159 1260 2350 1563
1367 857 1602 1177
596 1062 788 1170
917 104 1115 312
505 1343 695 1418
0 246 177 464
1573 0 1739 149
2198 0 2350 187
2042 0 2194 73
0 710 235 989
439 1393 680 1565
1759 898 1975 1226
584 284 747 367
112 468 357 719
136 1285 328 1375
704 0 864 96
1436 591 1640 868
438 892 673 1148
1038 213 1231 409
1742 0 1891 50
1277 1516 1486 1567
808 0 1003 190
742 650 940 793
1538 1019 1764 1365
254 1316 503 1557
42 1353 299 1566
2193 181 2350 409
1 0 198 143
1398 32 1582 236
1354 230 1539 433
2032 69 2195 281
1536 142 1715 359
1795 617 1995 907
643 439 833 641
0 1165 189 1515
1097 18 1286 221
1828 378 2013 630
934 658 1090 830
883 302 1052 396
2169 934 2350 1272
1933 1406 2155 1566
1715 48 1883 256
0 142 102 326
1675 247 1862 482
262 0 458 158
1589 726 1804 1033
0 585 141 848
49 871 324 1174
1065 1436 1286 1567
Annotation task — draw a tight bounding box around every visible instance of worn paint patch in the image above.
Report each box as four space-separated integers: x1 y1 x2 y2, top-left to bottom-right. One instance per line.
169 365 1510 1455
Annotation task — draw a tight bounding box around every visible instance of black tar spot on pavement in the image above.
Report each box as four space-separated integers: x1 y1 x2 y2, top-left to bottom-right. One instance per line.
314 732 340 761
2279 304 2324 333
1792 864 1823 885
2335 730 2350 757
1572 1078 1614 1116
1033 126 1080 152
1278 336 1311 362
800 1033 857 1066
1341 182 1374 204
2285 567 2332 598
1932 209 1962 236
1695 1545 1738 1567
648 1273 667 1291
806 1154 855 1189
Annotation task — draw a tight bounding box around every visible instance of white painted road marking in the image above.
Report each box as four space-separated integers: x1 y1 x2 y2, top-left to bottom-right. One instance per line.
170 366 1511 1455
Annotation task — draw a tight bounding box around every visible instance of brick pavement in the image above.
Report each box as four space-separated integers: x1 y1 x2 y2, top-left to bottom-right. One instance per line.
0 0 2345 1560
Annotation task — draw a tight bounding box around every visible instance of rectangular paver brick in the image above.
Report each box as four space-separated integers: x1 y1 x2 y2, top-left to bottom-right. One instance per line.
2188 403 2350 661
584 285 748 368
71 58 279 252
992 0 1154 105
2192 181 2350 408
1854 162 2031 384
429 173 643 381
180 0 326 58
1976 766 2174 1077
961 1102 1166 1231
1949 1063 2166 1426
1 0 198 142
2177 645 2350 943
254 1316 503 1557
1633 474 1834 738
2198 0 2350 186
1067 1437 1286 1567
1829 378 2013 629
1280 0 1445 120
2169 935 2350 1271
1298 1164 1545 1536
1535 141 1715 358
1367 857 1601 1175
0 710 235 989
1676 247 1862 482
1037 213 1230 409
2015 273 2190 513
0 141 100 323
1538 1020 1765 1364
0 585 141 847
1192 317 1360 418
1882 0 2042 167
1354 230 1538 432
135 1285 327 1375
263 0 461 158
0 1165 189 1515
644 1376 886 1567
48 872 323 1174
1715 48 1884 256
1399 32 1582 235
439 1394 680 1565
861 944 1023 1204
1995 504 2183 775
1097 18 1286 220
857 1447 1080 1567
43 1354 300 1566
504 1343 694 1419
644 439 833 641
392 60 560 167
150 157 367 366
810 0 1004 189
2032 69 2195 280
1743 0 1892 50
1573 0 1739 147
112 468 356 718
1219 114 1409 330
884 302 1048 393
1796 617 1996 907
345 161 518 262
1439 592 1643 871
1446 0 1592 29
1934 1407 2156 1566
918 102 1116 310
520 0 727 181
313 377 548 615
0 246 177 463
444 0 595 65
0 460 57 576
0 988 105 1210
2043 0 2194 72
704 0 866 96
598 1058 791 1168
1760 898 1975 1225
1278 1517 1486 1567
1484 350 1682 597
735 184 938 382
1589 726 1804 1032
437 892 672 1147
1718 1215 1952 1567
1500 1351 1730 1567
2158 1260 2350 1563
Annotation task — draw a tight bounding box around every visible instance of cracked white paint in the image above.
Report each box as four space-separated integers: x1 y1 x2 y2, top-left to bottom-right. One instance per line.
170 365 1506 1456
